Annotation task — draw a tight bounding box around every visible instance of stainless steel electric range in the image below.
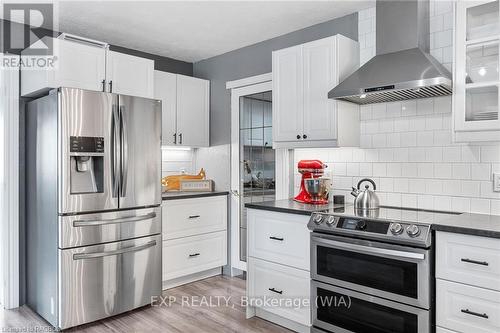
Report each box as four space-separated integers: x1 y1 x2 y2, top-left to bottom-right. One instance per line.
307 205 461 333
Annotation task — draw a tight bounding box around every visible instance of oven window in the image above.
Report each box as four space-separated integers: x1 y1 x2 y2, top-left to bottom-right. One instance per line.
316 287 418 333
317 246 418 298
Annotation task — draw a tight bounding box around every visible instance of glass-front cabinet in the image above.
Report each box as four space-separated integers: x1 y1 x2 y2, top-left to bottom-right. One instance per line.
454 0 500 141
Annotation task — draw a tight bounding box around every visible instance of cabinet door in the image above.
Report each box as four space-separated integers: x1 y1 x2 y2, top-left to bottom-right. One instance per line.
154 71 177 145
272 45 304 143
54 38 106 92
106 50 154 98
302 37 337 141
454 0 500 133
176 75 210 147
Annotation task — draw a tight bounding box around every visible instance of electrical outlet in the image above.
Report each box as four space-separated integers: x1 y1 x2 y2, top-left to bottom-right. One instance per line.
494 172 500 192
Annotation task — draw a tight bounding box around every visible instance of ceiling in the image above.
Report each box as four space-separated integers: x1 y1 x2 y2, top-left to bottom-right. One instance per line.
49 1 373 63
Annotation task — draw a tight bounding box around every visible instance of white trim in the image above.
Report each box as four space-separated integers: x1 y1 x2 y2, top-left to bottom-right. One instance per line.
228 75 274 273
225 73 272 89
1 54 20 309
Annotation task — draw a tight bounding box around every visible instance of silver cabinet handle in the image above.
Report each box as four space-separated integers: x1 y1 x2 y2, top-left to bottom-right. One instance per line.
461 309 489 319
119 105 128 197
312 235 425 261
461 258 489 266
73 212 156 227
73 240 157 260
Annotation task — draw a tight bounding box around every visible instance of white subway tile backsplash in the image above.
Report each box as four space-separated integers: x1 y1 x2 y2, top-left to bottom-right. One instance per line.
471 163 491 180
417 98 434 115
434 163 452 178
372 104 387 119
402 163 418 177
372 134 387 148
387 163 402 177
426 147 443 162
387 133 401 148
379 119 394 133
394 178 409 192
481 146 500 163
418 163 434 178
451 197 471 213
471 198 491 214
373 163 387 177
443 147 461 162
402 194 418 208
346 162 360 176
409 178 426 193
386 102 401 118
394 118 410 132
417 131 435 146
461 180 481 197
462 146 481 163
491 200 500 215
433 96 452 113
401 101 417 116
418 195 434 210
400 132 417 147
360 105 372 120
359 163 373 176
452 163 471 179
434 196 452 211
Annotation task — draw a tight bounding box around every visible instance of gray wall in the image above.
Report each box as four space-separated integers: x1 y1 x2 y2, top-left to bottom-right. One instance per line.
193 12 358 146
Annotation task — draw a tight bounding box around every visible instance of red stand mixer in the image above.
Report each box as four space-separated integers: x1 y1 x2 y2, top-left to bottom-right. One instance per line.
294 160 330 205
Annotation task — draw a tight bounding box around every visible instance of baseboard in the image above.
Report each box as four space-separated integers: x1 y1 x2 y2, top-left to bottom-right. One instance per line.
162 267 222 290
255 307 310 333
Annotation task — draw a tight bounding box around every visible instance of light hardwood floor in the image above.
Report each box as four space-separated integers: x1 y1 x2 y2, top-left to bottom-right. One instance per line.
0 275 292 333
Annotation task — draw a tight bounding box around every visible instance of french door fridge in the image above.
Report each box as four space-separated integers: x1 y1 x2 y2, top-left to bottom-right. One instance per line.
26 88 162 330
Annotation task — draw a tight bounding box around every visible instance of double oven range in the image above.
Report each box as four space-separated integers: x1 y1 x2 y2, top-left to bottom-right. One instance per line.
307 206 460 333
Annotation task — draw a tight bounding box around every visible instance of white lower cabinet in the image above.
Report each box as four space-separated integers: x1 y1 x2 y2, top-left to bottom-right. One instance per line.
247 257 310 326
436 279 500 333
246 208 311 332
162 231 227 281
436 231 500 333
161 195 228 289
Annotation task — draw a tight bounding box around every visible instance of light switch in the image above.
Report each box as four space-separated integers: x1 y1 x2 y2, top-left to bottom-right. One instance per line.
494 172 500 192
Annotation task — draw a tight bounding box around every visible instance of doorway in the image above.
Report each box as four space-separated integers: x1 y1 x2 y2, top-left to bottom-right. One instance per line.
229 77 274 273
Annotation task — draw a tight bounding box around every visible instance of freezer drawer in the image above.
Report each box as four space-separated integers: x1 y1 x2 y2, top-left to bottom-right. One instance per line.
58 234 162 329
59 207 161 248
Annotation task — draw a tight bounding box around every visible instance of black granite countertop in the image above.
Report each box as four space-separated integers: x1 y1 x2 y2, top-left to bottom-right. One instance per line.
162 191 229 200
245 199 345 216
245 199 500 239
431 213 500 239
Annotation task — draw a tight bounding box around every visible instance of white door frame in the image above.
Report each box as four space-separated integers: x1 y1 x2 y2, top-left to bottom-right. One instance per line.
0 54 20 309
227 73 290 275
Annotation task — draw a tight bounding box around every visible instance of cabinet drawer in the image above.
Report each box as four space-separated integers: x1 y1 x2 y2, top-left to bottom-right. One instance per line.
248 257 310 326
437 279 500 333
162 231 227 281
436 232 500 291
248 209 310 270
162 196 227 240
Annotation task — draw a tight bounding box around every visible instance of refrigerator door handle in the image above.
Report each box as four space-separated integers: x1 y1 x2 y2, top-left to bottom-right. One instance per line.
73 212 157 227
119 105 128 198
111 104 120 198
72 240 157 260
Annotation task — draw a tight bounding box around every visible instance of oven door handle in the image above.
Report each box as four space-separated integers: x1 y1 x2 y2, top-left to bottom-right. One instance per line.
312 236 425 261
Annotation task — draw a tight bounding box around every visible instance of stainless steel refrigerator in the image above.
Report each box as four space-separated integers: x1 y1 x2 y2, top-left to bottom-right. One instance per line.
26 87 162 330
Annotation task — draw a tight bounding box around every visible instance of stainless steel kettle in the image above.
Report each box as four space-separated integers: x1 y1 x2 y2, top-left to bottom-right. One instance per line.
351 178 379 210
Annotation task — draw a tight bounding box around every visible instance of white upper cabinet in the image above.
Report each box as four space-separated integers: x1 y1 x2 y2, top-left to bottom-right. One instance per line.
176 75 210 147
21 36 107 97
21 35 154 99
106 50 154 98
155 71 177 146
272 35 360 148
454 0 500 142
154 71 210 147
272 44 304 142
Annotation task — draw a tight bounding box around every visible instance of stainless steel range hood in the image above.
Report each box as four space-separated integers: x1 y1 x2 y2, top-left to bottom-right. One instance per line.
329 0 452 105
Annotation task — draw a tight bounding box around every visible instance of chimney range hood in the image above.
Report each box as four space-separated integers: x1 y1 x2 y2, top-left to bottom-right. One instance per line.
329 0 452 105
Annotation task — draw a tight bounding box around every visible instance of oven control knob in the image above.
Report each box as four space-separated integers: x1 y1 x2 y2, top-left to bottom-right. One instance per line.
406 225 421 237
313 214 324 224
390 223 403 235
326 216 336 225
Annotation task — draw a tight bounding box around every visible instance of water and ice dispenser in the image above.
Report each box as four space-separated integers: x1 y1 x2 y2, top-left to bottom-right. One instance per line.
69 136 104 194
